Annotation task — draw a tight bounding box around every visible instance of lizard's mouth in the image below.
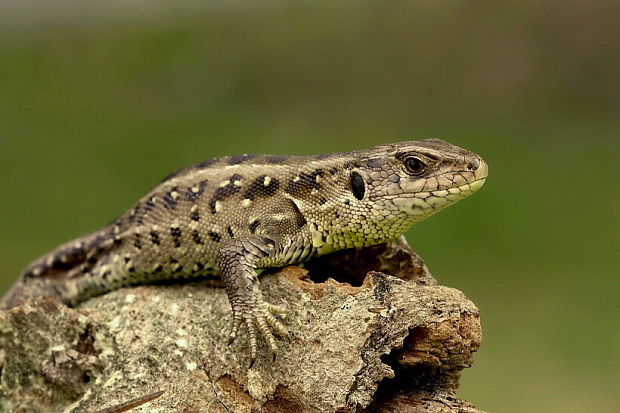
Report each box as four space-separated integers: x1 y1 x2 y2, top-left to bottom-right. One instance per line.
378 159 488 215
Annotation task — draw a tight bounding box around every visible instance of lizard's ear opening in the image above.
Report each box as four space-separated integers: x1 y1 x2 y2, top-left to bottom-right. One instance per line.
350 171 365 200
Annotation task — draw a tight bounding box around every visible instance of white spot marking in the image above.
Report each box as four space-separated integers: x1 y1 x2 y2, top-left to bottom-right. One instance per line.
125 294 136 304
215 201 223 212
242 198 252 208
263 176 271 186
219 180 230 187
191 204 198 213
293 176 300 182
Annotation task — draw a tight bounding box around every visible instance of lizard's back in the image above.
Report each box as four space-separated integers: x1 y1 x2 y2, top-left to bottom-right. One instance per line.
1 139 487 360
3 151 364 306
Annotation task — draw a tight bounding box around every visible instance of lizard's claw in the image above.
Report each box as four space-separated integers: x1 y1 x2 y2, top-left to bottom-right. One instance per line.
228 299 288 364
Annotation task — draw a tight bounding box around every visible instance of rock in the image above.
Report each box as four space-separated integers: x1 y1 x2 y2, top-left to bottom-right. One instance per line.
0 243 483 412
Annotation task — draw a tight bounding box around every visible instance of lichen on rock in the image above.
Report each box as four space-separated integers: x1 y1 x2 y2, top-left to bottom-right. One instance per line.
0 242 484 412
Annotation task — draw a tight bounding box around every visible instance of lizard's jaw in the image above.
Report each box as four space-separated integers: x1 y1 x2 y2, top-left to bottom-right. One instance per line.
381 157 488 221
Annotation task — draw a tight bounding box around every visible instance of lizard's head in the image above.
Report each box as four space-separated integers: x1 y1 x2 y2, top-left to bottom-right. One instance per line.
355 138 488 225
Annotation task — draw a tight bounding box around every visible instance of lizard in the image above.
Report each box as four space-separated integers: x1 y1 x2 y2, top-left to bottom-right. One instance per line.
0 138 488 362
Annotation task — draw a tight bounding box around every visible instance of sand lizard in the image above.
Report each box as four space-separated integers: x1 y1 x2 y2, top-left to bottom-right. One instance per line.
1 139 488 362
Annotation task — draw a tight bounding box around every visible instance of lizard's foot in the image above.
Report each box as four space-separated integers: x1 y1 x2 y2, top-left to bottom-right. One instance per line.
228 298 288 364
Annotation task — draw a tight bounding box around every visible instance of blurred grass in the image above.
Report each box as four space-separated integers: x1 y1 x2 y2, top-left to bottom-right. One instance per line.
0 1 619 411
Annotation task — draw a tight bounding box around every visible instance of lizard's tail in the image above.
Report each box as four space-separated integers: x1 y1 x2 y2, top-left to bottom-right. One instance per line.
1 228 116 309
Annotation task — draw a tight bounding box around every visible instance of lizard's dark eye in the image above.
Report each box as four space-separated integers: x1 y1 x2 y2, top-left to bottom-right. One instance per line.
403 157 426 175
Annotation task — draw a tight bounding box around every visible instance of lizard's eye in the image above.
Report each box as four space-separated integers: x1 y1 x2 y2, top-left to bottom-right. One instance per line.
403 156 426 175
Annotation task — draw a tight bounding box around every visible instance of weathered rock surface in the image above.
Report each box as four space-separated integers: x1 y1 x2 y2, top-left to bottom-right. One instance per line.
0 243 483 412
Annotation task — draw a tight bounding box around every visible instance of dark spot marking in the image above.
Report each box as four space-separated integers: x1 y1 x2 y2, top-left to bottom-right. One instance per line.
249 220 260 234
102 270 111 280
124 256 131 264
173 265 183 274
335 212 340 219
344 199 350 205
169 258 178 264
227 226 235 237
51 256 74 271
285 170 323 197
191 262 205 274
192 230 203 245
319 197 327 205
133 234 142 249
46 246 88 274
113 238 122 245
154 265 163 273
163 187 179 210
170 227 182 248
351 172 365 200
185 180 208 202
208 231 222 242
196 158 218 169
190 210 200 222
329 167 338 175
209 174 243 214
128 267 135 273
150 231 161 245
127 205 145 225
144 198 155 211
244 175 280 200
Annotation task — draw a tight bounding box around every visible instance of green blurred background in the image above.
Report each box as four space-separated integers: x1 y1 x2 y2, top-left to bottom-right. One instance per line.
1 1 618 411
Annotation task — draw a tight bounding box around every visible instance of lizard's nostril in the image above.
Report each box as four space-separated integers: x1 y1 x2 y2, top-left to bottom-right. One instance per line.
466 158 480 171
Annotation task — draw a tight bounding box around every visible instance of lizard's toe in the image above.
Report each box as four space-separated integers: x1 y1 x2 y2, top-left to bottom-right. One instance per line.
245 316 258 364
228 305 244 345
229 299 287 363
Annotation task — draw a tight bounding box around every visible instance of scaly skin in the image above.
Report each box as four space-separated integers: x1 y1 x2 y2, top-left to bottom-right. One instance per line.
1 138 488 362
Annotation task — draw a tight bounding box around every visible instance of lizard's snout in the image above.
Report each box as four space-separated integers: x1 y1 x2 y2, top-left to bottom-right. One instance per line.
467 156 488 181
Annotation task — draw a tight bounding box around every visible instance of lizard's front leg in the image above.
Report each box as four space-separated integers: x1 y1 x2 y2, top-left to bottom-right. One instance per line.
218 235 288 364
